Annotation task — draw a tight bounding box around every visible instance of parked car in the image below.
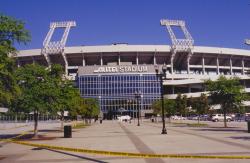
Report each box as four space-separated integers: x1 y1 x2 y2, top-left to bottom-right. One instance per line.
245 113 250 122
200 115 211 121
211 114 232 122
234 114 245 121
171 115 186 120
117 115 131 122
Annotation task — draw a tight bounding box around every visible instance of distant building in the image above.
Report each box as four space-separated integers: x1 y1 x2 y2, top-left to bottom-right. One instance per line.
13 20 250 118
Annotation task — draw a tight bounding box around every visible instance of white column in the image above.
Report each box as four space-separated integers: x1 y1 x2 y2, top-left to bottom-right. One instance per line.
230 57 233 75
172 86 175 94
242 58 245 75
136 52 139 65
17 59 20 67
187 60 190 74
153 51 156 65
202 55 205 74
216 56 220 74
187 52 192 74
118 54 120 65
100 53 103 66
171 51 176 74
188 85 191 93
82 54 85 66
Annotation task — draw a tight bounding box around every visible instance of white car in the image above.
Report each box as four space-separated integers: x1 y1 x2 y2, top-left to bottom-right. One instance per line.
117 115 131 122
211 114 232 122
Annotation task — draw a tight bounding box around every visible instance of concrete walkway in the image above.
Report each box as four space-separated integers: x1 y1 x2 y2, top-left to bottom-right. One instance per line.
0 120 250 163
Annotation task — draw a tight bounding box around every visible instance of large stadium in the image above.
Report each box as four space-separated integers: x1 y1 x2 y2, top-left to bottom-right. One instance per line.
14 19 250 119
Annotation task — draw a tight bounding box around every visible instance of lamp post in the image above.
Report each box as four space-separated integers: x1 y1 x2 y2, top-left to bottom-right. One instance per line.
155 64 167 134
134 90 141 126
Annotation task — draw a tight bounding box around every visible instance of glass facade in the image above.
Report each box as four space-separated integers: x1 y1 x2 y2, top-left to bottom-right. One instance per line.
78 73 161 119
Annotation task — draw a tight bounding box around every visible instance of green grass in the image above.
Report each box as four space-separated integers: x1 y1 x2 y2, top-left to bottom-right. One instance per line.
170 122 208 127
187 123 208 127
72 123 88 129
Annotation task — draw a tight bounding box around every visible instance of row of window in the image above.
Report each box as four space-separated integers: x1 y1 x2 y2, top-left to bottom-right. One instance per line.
78 74 161 112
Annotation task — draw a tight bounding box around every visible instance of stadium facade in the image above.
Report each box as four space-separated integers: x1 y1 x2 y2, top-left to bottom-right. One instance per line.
14 20 250 118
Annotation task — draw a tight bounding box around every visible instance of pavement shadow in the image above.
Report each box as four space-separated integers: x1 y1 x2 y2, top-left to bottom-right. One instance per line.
0 134 20 139
229 136 250 141
38 129 62 133
45 148 108 163
191 128 247 133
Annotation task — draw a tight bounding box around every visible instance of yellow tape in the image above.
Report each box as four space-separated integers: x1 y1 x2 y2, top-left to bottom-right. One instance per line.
7 140 250 159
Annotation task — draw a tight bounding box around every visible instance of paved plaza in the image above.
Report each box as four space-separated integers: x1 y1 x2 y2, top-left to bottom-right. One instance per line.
0 120 250 163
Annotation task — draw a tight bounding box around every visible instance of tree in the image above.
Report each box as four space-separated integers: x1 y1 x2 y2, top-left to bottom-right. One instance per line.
191 93 208 124
15 64 51 137
205 76 247 127
175 94 187 117
82 98 99 124
152 99 176 122
47 64 81 129
0 14 30 108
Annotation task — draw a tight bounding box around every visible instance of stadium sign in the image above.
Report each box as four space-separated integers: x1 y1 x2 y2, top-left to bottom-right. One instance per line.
93 66 148 73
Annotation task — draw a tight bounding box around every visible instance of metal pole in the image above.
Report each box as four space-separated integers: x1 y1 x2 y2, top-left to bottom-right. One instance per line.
161 75 167 134
137 96 140 126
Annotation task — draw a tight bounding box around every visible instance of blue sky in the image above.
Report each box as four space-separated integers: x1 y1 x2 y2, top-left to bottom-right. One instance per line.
1 0 250 50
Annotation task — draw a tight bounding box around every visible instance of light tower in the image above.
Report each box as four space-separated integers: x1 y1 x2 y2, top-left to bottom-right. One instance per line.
41 21 76 76
160 19 194 74
245 39 250 45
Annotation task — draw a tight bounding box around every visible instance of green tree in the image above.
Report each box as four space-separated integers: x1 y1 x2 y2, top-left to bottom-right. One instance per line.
191 93 208 124
0 14 30 108
205 76 247 127
175 94 187 117
15 64 51 136
48 64 81 129
152 99 176 118
82 98 99 123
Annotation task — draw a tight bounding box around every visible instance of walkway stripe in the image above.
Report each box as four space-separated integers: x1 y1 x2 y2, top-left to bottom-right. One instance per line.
119 123 165 163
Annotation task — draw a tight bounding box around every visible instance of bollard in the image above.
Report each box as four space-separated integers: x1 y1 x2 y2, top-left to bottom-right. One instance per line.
248 122 250 133
64 125 72 138
100 120 102 124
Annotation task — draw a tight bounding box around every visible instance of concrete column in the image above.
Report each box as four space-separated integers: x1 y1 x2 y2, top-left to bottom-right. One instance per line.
82 54 85 66
187 60 190 74
100 53 103 66
242 58 245 75
65 64 68 76
136 52 139 65
153 51 156 65
188 85 191 93
172 86 175 94
171 51 176 74
118 54 120 65
202 55 205 74
32 57 35 64
216 56 220 74
187 52 192 74
17 59 20 67
230 57 233 75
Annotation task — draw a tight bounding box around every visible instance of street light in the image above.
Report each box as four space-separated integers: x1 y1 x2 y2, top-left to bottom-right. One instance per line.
155 64 167 134
134 90 141 126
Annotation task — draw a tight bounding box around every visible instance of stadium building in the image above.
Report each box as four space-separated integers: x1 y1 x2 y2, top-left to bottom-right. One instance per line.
14 19 250 119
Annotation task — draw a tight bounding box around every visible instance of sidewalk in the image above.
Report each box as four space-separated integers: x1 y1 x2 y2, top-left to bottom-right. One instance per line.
1 120 250 163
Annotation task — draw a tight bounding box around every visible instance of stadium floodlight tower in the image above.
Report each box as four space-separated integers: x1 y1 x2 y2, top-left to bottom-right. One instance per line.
160 19 194 74
245 39 250 45
41 21 76 76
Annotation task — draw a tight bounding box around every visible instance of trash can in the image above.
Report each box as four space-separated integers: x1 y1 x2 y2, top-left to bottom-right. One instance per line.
100 119 102 124
248 122 250 133
151 118 154 123
64 125 72 138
